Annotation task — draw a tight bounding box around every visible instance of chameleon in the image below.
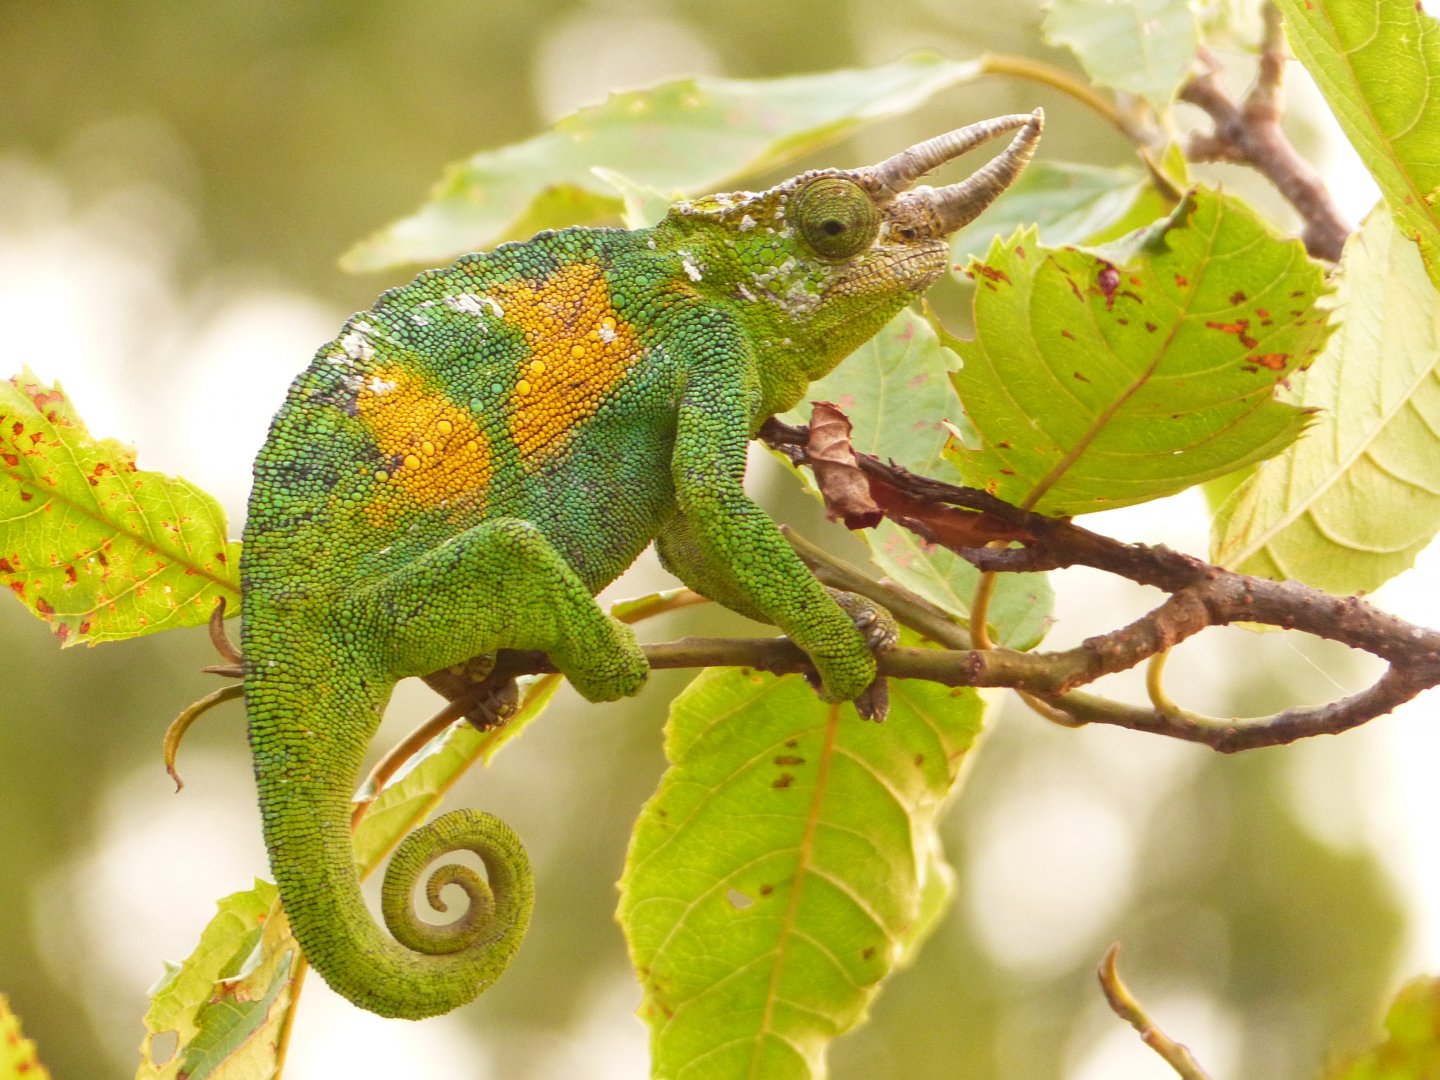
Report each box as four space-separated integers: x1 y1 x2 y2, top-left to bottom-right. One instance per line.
239 109 1043 1020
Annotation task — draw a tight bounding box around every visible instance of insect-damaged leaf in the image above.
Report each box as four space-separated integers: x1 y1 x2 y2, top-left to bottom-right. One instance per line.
620 656 983 1080
136 881 297 1080
0 994 51 1080
943 189 1329 516
341 52 981 272
1212 207 1440 594
0 368 240 645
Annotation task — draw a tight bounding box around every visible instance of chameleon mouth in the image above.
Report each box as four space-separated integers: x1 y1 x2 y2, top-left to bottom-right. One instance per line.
859 110 1044 240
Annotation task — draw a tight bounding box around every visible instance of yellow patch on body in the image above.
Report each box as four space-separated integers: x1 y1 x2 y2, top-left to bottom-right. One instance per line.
491 261 641 463
355 364 492 517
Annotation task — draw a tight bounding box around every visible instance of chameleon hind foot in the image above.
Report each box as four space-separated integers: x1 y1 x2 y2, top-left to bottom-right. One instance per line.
423 658 520 731
806 589 898 721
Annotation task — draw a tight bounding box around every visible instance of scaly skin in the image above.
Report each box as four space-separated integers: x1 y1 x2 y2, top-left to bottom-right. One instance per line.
240 111 1042 1019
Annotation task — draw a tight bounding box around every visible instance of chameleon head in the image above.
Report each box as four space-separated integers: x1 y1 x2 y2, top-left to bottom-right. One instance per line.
663 109 1043 394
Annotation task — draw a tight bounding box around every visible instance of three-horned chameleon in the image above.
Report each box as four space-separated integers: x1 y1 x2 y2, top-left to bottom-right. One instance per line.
240 111 1043 1019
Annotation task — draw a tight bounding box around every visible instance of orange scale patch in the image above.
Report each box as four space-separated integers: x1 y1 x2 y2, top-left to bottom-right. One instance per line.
494 261 641 463
355 364 491 516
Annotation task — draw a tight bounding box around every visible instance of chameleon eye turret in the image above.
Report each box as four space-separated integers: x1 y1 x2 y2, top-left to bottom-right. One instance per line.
792 177 882 261
240 110 1040 1019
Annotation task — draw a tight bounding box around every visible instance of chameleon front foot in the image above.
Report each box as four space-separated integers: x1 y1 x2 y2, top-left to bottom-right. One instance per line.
804 588 899 720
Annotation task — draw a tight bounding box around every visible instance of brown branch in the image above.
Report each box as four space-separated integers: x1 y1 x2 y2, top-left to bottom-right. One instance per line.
1179 3 1350 261
752 415 1440 751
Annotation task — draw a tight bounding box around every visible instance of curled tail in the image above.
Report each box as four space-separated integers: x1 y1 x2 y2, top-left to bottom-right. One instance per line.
246 648 533 1020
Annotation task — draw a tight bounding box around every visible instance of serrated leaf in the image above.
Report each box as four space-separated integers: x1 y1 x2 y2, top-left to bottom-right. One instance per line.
944 189 1330 515
0 994 52 1080
1212 207 1440 593
788 309 1054 649
620 656 985 1079
341 53 981 272
1276 0 1440 292
0 368 240 645
136 881 296 1080
1326 977 1440 1080
949 161 1157 264
1043 0 1200 112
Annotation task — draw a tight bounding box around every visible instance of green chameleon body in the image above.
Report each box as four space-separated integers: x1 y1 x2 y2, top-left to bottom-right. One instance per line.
240 111 1042 1019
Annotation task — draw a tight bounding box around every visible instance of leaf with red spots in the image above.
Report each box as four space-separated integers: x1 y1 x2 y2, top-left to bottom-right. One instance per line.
343 53 984 272
943 189 1329 515
0 994 52 1080
0 368 240 645
1213 208 1440 594
620 638 983 1079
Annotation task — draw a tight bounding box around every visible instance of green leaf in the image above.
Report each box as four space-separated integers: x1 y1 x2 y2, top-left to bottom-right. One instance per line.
0 368 240 645
949 161 1157 265
1043 0 1201 112
944 189 1330 515
793 309 1053 648
0 994 51 1080
620 656 985 1079
341 53 981 272
1212 207 1440 593
136 881 297 1080
1327 977 1440 1080
1276 0 1440 292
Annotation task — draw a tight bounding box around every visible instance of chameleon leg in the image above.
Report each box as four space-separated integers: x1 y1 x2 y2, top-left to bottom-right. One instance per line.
654 508 896 702
369 516 649 703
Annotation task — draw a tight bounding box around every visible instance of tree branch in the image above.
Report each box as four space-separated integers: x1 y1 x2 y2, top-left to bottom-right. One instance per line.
1179 2 1351 261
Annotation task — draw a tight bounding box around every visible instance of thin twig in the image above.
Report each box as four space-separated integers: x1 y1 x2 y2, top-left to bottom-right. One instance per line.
1099 945 1215 1080
1179 2 1350 260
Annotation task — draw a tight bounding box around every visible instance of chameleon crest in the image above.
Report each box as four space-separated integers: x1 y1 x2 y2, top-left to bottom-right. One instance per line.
240 110 1042 1019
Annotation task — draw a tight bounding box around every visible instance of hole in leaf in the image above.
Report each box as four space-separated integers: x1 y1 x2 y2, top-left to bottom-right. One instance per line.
149 1030 179 1065
726 888 754 910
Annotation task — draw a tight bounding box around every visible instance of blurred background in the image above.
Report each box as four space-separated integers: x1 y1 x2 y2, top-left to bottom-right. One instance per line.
0 1 1431 1077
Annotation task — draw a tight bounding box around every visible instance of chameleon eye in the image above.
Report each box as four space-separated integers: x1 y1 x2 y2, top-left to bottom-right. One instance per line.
792 177 880 261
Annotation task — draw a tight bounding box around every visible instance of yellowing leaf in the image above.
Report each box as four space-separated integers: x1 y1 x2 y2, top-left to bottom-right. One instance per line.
945 190 1330 515
1212 207 1440 592
341 53 981 272
136 881 297 1080
1276 0 1440 292
0 994 52 1080
620 656 984 1079
0 369 240 645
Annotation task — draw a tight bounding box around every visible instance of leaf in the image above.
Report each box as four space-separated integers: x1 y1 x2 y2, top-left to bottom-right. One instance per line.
1212 207 1440 593
0 994 52 1080
1326 976 1440 1080
944 189 1330 515
1043 0 1201 112
787 310 1054 649
0 368 240 645
620 655 985 1079
1276 0 1440 292
949 161 1158 265
136 881 297 1080
341 53 981 272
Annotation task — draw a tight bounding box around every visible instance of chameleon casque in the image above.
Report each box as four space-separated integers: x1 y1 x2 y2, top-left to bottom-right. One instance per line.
239 110 1043 1019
